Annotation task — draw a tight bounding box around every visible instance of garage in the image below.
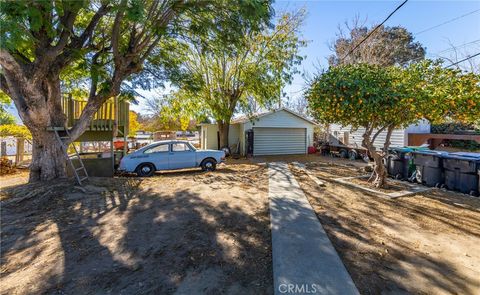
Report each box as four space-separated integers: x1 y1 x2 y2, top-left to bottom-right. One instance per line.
253 127 306 156
199 108 317 156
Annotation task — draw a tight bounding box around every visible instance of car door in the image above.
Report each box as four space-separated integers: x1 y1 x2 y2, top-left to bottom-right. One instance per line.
142 143 170 170
169 142 196 169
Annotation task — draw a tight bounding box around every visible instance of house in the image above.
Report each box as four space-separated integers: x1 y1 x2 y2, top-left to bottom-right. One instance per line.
199 108 317 156
328 120 431 149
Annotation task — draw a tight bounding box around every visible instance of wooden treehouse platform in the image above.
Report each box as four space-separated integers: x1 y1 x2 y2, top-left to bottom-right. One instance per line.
60 96 130 142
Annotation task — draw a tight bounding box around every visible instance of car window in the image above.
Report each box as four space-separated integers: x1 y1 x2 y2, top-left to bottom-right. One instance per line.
172 143 191 152
144 144 169 154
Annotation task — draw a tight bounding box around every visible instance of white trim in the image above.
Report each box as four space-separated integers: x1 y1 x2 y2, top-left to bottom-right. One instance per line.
233 108 317 126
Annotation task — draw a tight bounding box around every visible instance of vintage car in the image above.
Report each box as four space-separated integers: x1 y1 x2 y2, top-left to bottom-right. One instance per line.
118 140 225 176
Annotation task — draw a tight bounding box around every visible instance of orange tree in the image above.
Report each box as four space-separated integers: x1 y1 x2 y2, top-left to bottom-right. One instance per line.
306 61 479 187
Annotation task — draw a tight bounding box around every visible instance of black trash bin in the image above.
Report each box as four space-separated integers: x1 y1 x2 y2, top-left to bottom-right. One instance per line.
386 147 429 180
443 152 480 196
386 147 412 180
412 150 448 187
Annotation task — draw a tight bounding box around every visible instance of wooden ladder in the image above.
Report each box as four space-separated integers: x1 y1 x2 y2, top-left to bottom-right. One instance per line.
52 127 89 185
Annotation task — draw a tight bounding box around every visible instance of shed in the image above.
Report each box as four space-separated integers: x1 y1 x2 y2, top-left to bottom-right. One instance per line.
328 120 431 148
199 108 317 156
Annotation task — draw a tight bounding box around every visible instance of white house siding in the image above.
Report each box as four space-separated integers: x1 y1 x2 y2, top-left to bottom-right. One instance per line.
329 121 431 149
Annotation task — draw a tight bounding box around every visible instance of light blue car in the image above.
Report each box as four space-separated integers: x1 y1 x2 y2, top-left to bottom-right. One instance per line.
118 140 226 176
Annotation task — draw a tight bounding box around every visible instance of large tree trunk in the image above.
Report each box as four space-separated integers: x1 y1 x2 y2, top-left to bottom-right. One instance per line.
29 130 67 182
217 121 230 149
20 78 69 182
2 67 71 182
1 51 122 182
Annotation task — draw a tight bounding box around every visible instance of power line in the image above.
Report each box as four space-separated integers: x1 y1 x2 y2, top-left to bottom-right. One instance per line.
415 9 480 36
435 39 480 55
445 52 480 68
342 0 409 61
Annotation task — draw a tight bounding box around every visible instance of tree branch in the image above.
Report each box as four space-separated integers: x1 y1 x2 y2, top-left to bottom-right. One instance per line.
112 0 127 67
70 4 111 50
0 49 26 76
371 125 387 143
0 73 11 96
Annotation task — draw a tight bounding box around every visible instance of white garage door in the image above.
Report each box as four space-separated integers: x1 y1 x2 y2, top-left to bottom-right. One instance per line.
253 127 306 156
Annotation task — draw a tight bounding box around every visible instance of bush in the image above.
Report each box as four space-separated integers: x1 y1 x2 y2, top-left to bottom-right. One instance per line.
431 122 479 134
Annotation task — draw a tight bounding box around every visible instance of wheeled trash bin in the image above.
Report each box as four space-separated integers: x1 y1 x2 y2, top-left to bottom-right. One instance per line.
412 150 448 187
443 152 480 196
385 147 412 180
386 147 429 180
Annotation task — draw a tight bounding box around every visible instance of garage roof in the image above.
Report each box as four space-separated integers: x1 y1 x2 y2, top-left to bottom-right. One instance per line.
231 107 317 125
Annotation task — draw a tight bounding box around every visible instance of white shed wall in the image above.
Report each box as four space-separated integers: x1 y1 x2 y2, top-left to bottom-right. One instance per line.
200 123 242 152
200 124 218 150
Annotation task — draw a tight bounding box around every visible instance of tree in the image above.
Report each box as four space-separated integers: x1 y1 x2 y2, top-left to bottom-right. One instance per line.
158 10 306 148
0 91 15 125
0 124 31 139
436 40 480 74
306 61 479 187
328 21 425 67
0 0 272 181
128 111 141 138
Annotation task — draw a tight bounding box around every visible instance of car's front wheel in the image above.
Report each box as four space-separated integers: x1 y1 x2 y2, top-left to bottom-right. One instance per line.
201 158 217 172
136 163 155 177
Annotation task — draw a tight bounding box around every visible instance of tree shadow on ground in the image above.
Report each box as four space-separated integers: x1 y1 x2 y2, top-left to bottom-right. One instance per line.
293 170 480 295
1 168 272 294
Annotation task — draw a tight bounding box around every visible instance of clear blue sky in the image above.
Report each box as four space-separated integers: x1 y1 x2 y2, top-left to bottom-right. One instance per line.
7 0 480 119
276 0 480 103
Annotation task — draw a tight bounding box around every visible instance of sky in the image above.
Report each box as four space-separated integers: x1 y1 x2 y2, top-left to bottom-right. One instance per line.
275 0 480 105
6 0 480 120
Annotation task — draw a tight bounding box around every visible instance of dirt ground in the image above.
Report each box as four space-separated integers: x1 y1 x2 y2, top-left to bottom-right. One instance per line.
293 161 480 295
3 154 480 294
0 163 272 295
0 170 29 191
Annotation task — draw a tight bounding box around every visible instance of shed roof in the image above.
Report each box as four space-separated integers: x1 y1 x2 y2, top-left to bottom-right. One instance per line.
197 108 318 126
231 107 317 125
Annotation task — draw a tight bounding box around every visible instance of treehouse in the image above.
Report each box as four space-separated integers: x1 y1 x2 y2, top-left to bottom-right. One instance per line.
61 96 129 142
59 96 130 177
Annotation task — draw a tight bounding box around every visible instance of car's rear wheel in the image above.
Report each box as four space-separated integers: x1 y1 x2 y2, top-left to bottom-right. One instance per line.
201 158 217 172
136 163 155 177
